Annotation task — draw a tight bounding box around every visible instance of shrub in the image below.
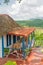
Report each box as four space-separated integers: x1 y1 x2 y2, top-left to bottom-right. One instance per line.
4 61 17 65
24 48 32 55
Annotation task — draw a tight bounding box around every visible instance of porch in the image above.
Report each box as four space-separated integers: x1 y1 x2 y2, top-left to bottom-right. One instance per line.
2 28 35 59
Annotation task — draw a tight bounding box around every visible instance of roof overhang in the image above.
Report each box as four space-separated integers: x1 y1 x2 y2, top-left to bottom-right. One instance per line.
8 27 35 37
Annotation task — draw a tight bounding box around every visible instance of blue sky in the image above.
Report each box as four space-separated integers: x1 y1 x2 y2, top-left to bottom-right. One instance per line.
0 0 43 20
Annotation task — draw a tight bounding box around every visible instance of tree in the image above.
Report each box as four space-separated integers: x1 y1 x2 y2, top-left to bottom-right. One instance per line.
0 0 22 5
17 0 22 3
4 0 10 5
4 0 22 4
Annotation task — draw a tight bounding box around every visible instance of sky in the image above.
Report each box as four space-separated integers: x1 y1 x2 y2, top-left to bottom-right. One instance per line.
0 0 43 20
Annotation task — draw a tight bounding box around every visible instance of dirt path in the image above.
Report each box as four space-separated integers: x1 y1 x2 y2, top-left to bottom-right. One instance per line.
26 48 43 65
0 48 43 65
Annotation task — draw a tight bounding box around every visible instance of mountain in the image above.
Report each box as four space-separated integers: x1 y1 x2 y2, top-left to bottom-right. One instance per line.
16 19 43 28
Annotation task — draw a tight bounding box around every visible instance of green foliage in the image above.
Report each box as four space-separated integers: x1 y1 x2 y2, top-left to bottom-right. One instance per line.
4 48 9 52
4 0 10 5
16 19 43 28
24 48 32 55
34 29 43 47
4 61 17 65
4 48 9 56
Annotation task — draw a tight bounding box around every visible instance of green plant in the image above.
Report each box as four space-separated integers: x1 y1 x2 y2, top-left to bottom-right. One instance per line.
4 48 9 56
4 61 17 65
4 48 9 52
24 48 32 55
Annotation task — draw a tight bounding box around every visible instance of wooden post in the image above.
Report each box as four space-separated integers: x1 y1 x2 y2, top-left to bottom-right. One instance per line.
25 37 28 47
31 31 35 47
28 35 32 48
33 31 35 47
22 37 26 58
2 36 4 57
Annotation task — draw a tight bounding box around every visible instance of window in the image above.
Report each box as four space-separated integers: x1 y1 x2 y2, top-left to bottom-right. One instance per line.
7 35 8 46
13 35 16 43
6 35 11 46
9 35 11 45
17 36 20 41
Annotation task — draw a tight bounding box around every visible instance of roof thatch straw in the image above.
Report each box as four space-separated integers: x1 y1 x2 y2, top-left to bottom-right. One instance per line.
0 14 22 36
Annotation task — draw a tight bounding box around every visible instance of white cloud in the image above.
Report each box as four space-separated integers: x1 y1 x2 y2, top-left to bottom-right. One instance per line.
13 0 43 20
0 0 43 20
27 0 37 5
37 6 43 12
8 0 23 15
36 5 43 17
0 5 9 14
10 1 20 15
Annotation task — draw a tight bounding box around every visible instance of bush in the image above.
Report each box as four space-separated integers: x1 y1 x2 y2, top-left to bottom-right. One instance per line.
4 48 9 52
4 48 9 56
4 61 17 65
24 48 32 55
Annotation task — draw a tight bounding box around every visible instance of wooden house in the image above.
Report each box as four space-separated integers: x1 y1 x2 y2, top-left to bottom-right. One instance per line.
0 14 35 58
0 14 22 58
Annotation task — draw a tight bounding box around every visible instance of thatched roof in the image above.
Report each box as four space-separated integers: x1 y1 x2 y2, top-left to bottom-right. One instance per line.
0 14 22 36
